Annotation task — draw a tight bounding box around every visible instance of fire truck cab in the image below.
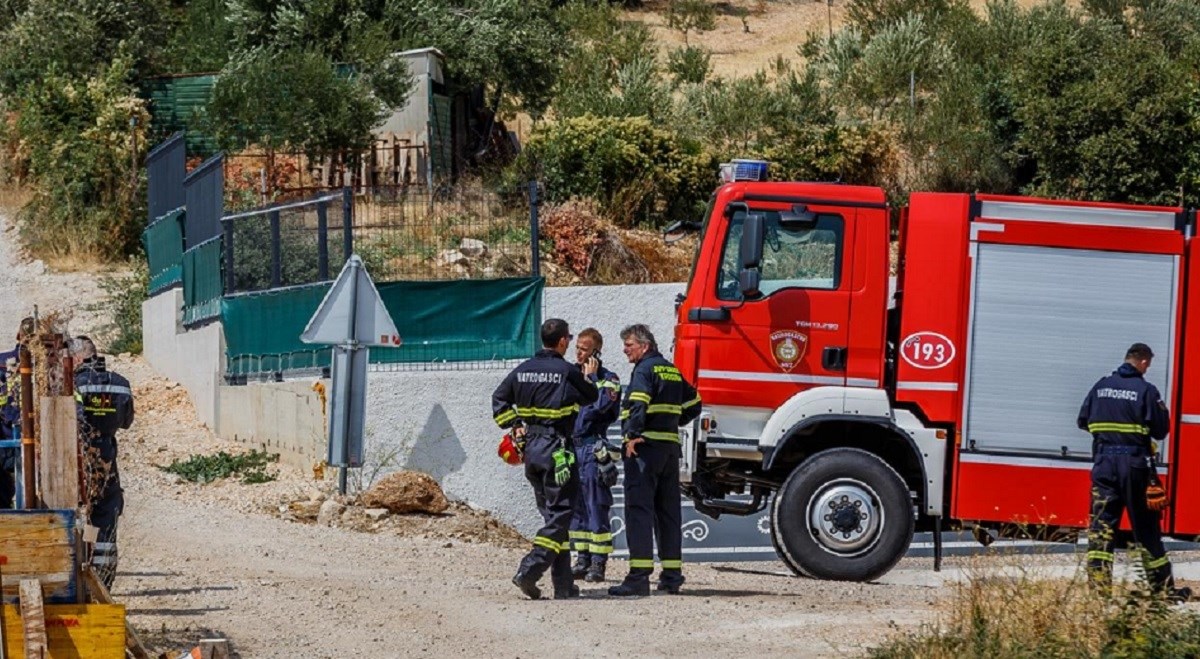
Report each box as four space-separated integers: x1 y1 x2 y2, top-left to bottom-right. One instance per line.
672 171 1198 581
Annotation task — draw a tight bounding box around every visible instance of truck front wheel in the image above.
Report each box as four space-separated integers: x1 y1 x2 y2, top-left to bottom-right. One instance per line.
771 447 913 581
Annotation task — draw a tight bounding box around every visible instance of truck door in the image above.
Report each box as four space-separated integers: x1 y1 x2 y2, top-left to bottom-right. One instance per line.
691 202 856 434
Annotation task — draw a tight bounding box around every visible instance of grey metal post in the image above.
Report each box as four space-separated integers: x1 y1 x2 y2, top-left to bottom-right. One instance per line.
269 209 282 288
317 201 330 280
223 220 235 293
342 187 353 262
529 180 540 278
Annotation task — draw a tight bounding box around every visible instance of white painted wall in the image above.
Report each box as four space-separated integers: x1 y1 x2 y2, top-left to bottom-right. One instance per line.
543 282 685 383
142 282 688 534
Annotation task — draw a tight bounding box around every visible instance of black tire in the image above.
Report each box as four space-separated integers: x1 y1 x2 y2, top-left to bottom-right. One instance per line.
770 447 913 582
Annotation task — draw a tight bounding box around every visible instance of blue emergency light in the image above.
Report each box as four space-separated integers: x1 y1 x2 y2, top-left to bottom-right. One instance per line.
720 159 769 183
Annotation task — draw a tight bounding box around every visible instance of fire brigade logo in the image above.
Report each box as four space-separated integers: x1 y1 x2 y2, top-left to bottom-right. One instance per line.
769 330 808 372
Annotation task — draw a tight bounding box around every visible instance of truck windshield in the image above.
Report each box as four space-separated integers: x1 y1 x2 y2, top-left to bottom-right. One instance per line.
716 210 844 300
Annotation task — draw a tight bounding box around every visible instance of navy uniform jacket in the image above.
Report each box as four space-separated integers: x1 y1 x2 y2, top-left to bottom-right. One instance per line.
620 350 702 443
572 361 620 441
75 358 135 439
1077 362 1169 451
493 349 599 437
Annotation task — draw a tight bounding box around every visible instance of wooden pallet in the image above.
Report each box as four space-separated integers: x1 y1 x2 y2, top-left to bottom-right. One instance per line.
0 510 78 604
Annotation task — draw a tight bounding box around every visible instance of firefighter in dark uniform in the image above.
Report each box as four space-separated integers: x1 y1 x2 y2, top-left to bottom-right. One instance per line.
568 328 622 583
609 324 701 597
1079 342 1189 601
72 336 135 590
493 319 598 600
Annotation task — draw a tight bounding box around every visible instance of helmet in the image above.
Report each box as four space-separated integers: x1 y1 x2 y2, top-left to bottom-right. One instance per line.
498 432 523 466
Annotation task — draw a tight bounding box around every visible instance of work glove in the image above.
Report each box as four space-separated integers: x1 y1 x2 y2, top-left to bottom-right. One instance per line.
552 446 575 486
593 441 621 465
597 460 619 488
1147 481 1168 512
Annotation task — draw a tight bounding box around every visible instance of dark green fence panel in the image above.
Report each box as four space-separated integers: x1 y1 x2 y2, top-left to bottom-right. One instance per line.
143 208 185 295
182 237 223 326
222 277 543 376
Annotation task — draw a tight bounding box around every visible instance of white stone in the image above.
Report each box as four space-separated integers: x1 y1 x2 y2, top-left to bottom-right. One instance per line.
437 249 468 266
317 499 345 527
458 238 487 258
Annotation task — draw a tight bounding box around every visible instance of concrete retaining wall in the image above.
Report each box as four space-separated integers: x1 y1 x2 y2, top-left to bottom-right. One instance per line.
142 289 224 427
142 281 687 534
217 380 327 470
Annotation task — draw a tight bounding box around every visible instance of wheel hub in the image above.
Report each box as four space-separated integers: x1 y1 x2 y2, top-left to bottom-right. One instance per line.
808 479 883 555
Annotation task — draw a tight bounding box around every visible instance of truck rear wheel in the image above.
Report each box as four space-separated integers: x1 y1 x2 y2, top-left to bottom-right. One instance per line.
771 447 913 581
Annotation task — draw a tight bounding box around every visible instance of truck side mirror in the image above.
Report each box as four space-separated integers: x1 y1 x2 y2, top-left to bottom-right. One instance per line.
739 213 764 299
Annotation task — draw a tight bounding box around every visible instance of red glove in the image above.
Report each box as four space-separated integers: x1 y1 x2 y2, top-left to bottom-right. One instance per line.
1147 482 1169 512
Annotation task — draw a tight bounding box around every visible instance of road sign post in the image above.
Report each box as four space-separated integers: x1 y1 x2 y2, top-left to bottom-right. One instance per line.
301 255 401 494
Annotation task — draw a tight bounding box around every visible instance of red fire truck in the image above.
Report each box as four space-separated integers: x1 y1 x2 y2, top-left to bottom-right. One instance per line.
671 172 1197 581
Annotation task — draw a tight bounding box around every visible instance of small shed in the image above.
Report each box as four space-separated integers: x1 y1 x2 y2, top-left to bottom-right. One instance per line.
374 48 453 186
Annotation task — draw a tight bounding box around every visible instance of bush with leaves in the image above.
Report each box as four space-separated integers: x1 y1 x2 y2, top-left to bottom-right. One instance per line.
665 0 716 46
9 58 149 261
666 46 712 86
89 256 149 355
554 2 671 121
519 115 716 227
207 48 392 159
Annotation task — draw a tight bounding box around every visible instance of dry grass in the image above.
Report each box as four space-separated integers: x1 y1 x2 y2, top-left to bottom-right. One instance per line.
0 184 31 215
872 554 1200 658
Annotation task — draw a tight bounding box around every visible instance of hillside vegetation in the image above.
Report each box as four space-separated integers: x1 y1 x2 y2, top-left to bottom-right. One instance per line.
0 0 1196 273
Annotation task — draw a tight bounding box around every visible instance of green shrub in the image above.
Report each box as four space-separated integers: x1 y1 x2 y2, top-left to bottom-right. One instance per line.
89 256 149 355
518 114 716 227
11 58 148 262
666 46 712 86
162 449 279 484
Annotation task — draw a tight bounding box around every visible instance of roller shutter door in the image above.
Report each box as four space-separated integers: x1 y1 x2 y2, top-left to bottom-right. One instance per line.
964 243 1177 460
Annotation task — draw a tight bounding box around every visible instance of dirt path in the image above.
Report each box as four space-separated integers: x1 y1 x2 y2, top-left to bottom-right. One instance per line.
110 347 945 657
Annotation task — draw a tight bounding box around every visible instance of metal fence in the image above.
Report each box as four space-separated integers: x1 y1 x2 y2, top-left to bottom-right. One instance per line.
143 134 548 377
222 191 350 295
222 181 541 293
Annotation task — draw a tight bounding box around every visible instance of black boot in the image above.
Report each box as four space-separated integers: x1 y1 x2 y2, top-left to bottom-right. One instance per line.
513 549 552 600
657 573 685 594
585 562 606 583
512 572 542 600
571 553 590 580
608 580 650 597
554 584 581 599
608 568 652 597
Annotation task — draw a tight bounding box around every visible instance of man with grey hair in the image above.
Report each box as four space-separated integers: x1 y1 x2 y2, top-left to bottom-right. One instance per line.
609 324 701 597
72 336 135 589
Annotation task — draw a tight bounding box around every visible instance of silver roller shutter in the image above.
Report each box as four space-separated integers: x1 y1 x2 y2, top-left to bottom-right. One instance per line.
964 243 1177 460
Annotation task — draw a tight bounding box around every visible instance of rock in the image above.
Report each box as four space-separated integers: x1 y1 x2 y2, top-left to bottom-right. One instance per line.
365 508 389 521
437 249 468 267
317 499 345 527
307 488 326 503
458 238 487 258
360 471 449 515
